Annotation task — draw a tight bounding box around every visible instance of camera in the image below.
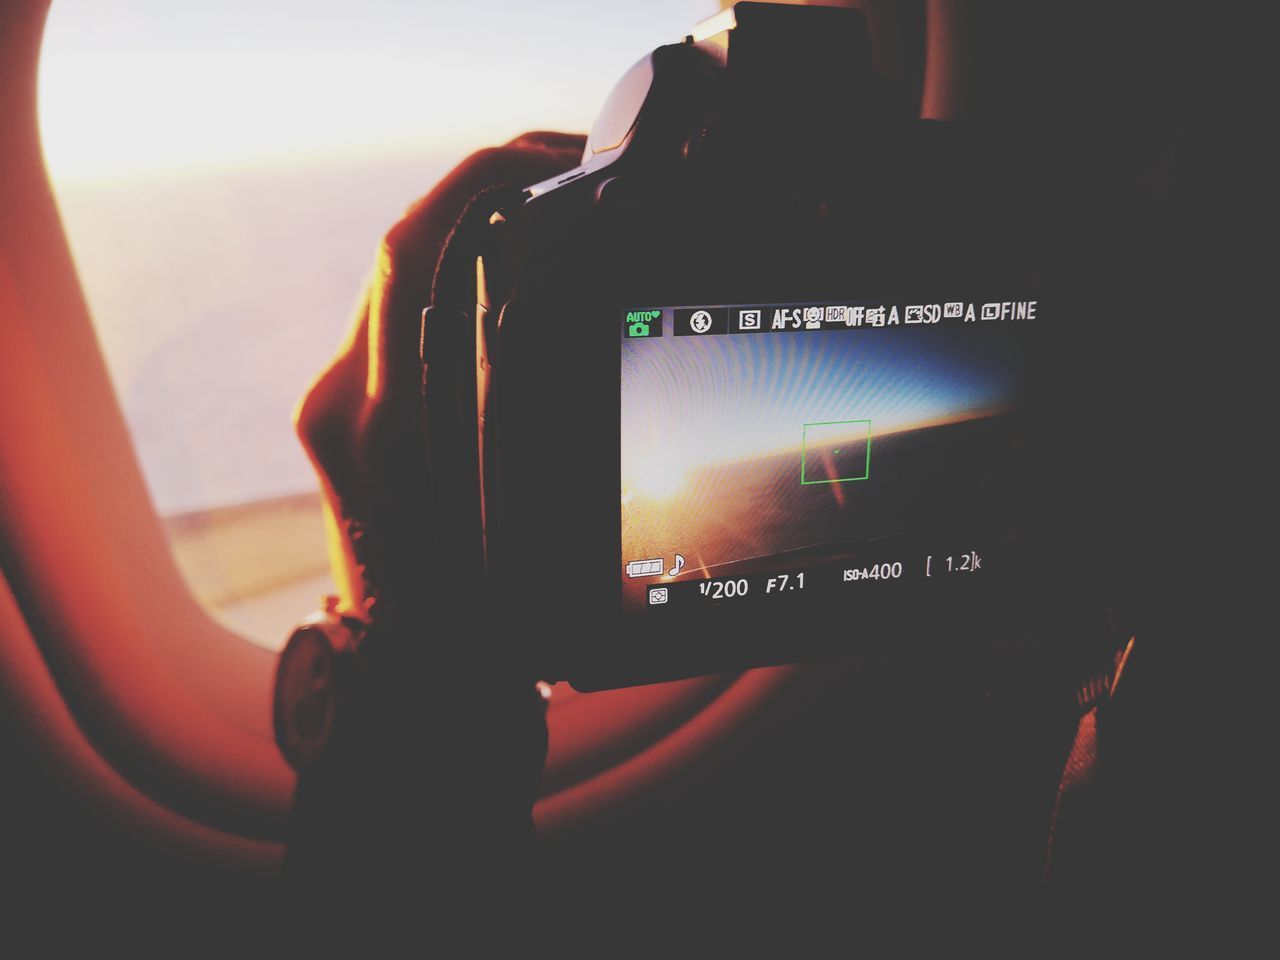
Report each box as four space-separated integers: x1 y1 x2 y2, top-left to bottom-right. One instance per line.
424 3 1047 689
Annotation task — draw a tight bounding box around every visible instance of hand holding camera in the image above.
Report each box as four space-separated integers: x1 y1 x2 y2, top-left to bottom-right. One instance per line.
281 133 583 922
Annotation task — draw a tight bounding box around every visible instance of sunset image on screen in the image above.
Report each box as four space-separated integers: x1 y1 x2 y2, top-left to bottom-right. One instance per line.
620 319 1024 612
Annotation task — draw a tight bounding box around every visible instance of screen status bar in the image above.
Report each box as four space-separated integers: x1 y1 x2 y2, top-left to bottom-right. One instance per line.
623 299 1038 339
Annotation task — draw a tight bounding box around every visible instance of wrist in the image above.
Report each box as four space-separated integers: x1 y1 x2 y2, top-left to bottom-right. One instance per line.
341 515 437 627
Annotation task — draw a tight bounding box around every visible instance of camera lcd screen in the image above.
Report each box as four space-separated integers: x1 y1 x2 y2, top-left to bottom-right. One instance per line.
619 299 1034 615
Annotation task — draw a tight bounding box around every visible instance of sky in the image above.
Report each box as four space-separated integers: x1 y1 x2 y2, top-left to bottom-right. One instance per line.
38 0 717 184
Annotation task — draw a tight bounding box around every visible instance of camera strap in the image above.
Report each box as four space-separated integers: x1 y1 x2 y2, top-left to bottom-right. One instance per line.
420 185 527 600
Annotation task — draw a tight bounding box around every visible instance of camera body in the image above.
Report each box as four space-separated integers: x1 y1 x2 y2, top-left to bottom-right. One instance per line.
458 3 1046 689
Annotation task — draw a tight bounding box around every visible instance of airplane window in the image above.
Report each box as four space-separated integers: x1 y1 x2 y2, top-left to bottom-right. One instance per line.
37 0 715 650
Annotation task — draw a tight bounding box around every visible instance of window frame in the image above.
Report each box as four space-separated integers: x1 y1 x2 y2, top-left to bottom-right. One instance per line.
1 0 293 851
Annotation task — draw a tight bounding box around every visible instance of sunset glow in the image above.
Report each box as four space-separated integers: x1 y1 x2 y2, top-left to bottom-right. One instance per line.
626 448 688 503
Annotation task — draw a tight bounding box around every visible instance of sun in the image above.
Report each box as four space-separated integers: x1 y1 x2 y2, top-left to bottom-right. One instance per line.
626 449 687 502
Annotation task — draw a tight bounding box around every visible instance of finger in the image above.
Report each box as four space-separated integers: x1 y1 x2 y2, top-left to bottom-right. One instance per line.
369 143 586 405
293 287 372 509
503 130 587 155
301 143 575 490
292 292 378 611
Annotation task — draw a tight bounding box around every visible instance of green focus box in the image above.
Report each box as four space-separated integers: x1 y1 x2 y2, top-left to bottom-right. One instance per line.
800 419 871 485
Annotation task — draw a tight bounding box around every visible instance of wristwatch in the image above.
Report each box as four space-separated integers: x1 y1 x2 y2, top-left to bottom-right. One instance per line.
272 595 365 770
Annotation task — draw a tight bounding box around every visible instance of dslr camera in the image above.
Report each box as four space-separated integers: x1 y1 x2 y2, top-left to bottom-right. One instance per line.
422 2 1047 690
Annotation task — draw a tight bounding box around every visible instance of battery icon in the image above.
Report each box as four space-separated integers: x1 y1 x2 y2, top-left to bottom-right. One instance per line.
626 558 665 578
